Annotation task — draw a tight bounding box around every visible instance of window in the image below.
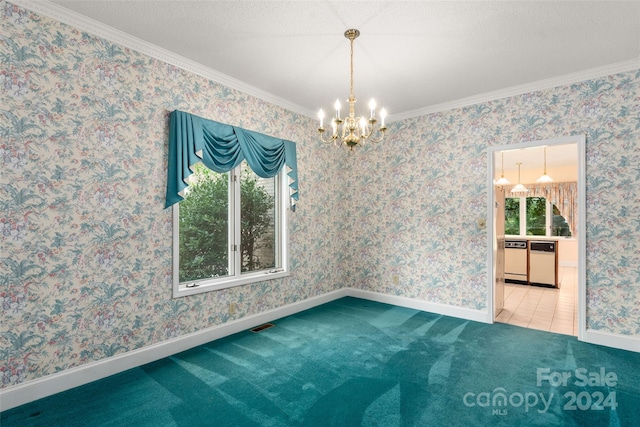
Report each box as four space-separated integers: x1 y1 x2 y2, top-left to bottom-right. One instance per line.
526 197 547 235
505 196 571 237
173 161 288 297
504 198 520 235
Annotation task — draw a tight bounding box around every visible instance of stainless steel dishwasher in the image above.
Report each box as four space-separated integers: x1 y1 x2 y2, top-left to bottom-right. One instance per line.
529 241 558 288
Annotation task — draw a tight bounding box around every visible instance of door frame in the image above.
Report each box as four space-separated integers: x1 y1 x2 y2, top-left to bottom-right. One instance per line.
486 135 586 341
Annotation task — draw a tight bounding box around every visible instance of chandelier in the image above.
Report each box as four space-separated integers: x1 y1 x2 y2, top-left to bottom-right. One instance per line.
317 29 387 150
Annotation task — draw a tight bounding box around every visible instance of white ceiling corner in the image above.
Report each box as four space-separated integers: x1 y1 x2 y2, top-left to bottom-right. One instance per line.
10 0 640 122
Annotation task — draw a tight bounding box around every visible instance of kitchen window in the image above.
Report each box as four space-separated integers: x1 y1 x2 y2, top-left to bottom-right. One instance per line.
505 196 571 237
173 162 288 297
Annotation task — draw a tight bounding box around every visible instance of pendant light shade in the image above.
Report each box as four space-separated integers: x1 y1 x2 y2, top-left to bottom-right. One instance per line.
511 162 528 193
536 146 554 183
495 152 510 186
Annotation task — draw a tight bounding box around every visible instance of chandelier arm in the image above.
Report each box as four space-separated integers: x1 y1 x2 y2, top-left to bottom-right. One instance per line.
367 127 387 144
318 128 339 145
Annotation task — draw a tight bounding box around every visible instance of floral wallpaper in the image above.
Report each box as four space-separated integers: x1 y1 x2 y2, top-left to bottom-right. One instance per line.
0 1 345 389
1 0 639 393
343 68 640 336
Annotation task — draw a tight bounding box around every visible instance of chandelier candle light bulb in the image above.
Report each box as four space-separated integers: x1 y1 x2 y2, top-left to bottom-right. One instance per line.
317 29 388 150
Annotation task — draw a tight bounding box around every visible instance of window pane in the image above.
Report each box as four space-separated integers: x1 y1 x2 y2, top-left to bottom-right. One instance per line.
504 198 520 235
552 204 572 236
526 197 546 235
178 164 230 282
240 163 276 273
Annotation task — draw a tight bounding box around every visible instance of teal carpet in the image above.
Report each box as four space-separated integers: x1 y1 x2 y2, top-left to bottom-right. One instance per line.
2 297 639 426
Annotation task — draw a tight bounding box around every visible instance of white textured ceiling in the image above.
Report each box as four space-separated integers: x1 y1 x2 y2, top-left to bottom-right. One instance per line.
496 143 578 181
31 1 640 120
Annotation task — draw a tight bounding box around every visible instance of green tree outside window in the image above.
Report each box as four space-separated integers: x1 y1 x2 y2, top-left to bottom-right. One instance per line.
505 198 520 235
526 197 546 235
505 196 571 237
178 163 275 283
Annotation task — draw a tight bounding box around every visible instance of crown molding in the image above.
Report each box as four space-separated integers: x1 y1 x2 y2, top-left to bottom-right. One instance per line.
10 0 316 119
390 58 640 122
9 1 640 123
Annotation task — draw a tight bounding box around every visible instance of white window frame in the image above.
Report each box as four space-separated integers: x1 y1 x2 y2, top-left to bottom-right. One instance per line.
172 166 289 298
506 196 554 237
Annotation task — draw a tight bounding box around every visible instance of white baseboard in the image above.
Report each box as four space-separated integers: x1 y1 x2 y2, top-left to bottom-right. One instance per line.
0 289 348 411
559 261 578 268
3 289 635 411
584 329 640 353
0 289 488 410
345 288 491 323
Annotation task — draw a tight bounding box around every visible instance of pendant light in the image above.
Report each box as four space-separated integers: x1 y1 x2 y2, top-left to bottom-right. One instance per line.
536 146 553 183
495 152 510 186
511 162 528 193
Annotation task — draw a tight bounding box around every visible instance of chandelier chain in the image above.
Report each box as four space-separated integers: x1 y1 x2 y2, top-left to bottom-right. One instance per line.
349 33 354 105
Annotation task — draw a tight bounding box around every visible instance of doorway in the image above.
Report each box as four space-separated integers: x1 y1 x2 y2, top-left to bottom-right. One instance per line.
488 135 586 340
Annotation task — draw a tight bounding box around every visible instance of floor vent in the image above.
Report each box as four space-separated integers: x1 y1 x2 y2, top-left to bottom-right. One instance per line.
250 323 274 333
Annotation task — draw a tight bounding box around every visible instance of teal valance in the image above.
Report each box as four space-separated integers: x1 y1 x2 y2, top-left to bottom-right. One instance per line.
165 110 299 210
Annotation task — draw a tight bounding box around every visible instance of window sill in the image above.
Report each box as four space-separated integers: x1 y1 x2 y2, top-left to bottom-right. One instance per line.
173 269 289 298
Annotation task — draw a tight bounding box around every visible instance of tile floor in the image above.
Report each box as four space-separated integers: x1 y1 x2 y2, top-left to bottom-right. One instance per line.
496 266 578 336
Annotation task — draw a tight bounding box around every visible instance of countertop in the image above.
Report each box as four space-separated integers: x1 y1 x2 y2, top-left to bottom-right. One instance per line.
505 236 575 241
